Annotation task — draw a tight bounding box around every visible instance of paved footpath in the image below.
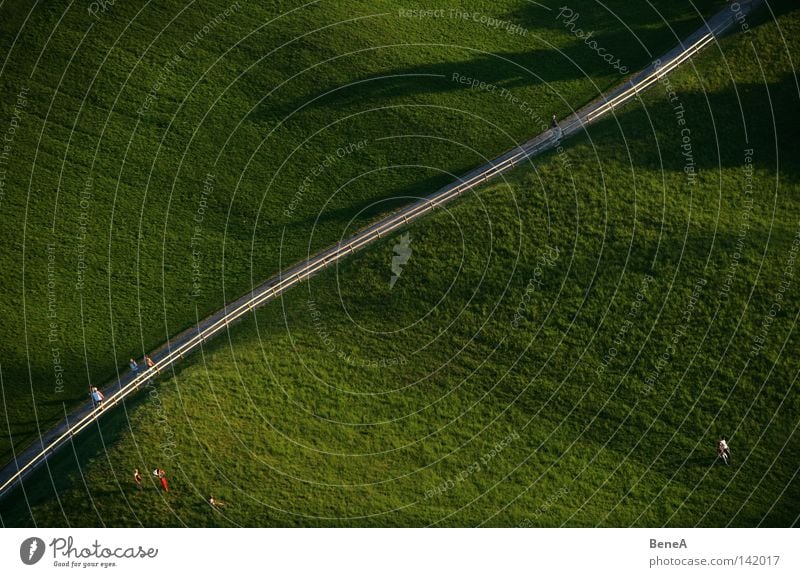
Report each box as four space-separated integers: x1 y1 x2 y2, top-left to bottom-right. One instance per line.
0 0 762 502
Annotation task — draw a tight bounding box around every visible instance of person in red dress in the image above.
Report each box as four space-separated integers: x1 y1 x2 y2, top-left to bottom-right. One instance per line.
153 468 169 492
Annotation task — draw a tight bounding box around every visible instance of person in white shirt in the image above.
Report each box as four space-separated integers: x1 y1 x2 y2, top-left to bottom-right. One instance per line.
717 437 730 465
90 386 104 407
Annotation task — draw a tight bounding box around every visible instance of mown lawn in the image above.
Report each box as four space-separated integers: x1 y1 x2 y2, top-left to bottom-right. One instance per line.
0 0 728 465
2 1 797 527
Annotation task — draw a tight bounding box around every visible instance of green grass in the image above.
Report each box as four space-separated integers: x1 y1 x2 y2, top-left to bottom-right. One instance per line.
2 1 798 527
0 0 728 465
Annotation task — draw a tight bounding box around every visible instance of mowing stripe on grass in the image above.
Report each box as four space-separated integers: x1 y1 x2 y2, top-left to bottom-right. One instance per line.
0 0 764 502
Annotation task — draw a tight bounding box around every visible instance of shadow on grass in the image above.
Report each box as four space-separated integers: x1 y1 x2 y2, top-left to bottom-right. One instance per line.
581 75 800 179
505 0 729 38
257 45 621 122
256 0 743 124
0 388 154 528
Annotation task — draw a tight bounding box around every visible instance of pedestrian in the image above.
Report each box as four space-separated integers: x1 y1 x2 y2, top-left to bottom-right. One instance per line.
550 114 562 141
717 437 731 465
134 468 142 490
90 386 105 407
129 358 139 372
155 468 169 492
144 354 155 369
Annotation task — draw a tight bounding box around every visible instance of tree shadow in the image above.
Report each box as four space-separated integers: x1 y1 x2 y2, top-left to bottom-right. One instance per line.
254 39 638 123
744 0 799 31
274 0 752 120
580 75 800 179
505 0 728 37
274 172 452 236
0 391 151 527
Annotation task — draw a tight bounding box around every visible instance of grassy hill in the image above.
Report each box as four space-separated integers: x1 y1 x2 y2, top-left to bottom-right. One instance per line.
2 0 797 527
0 0 727 466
